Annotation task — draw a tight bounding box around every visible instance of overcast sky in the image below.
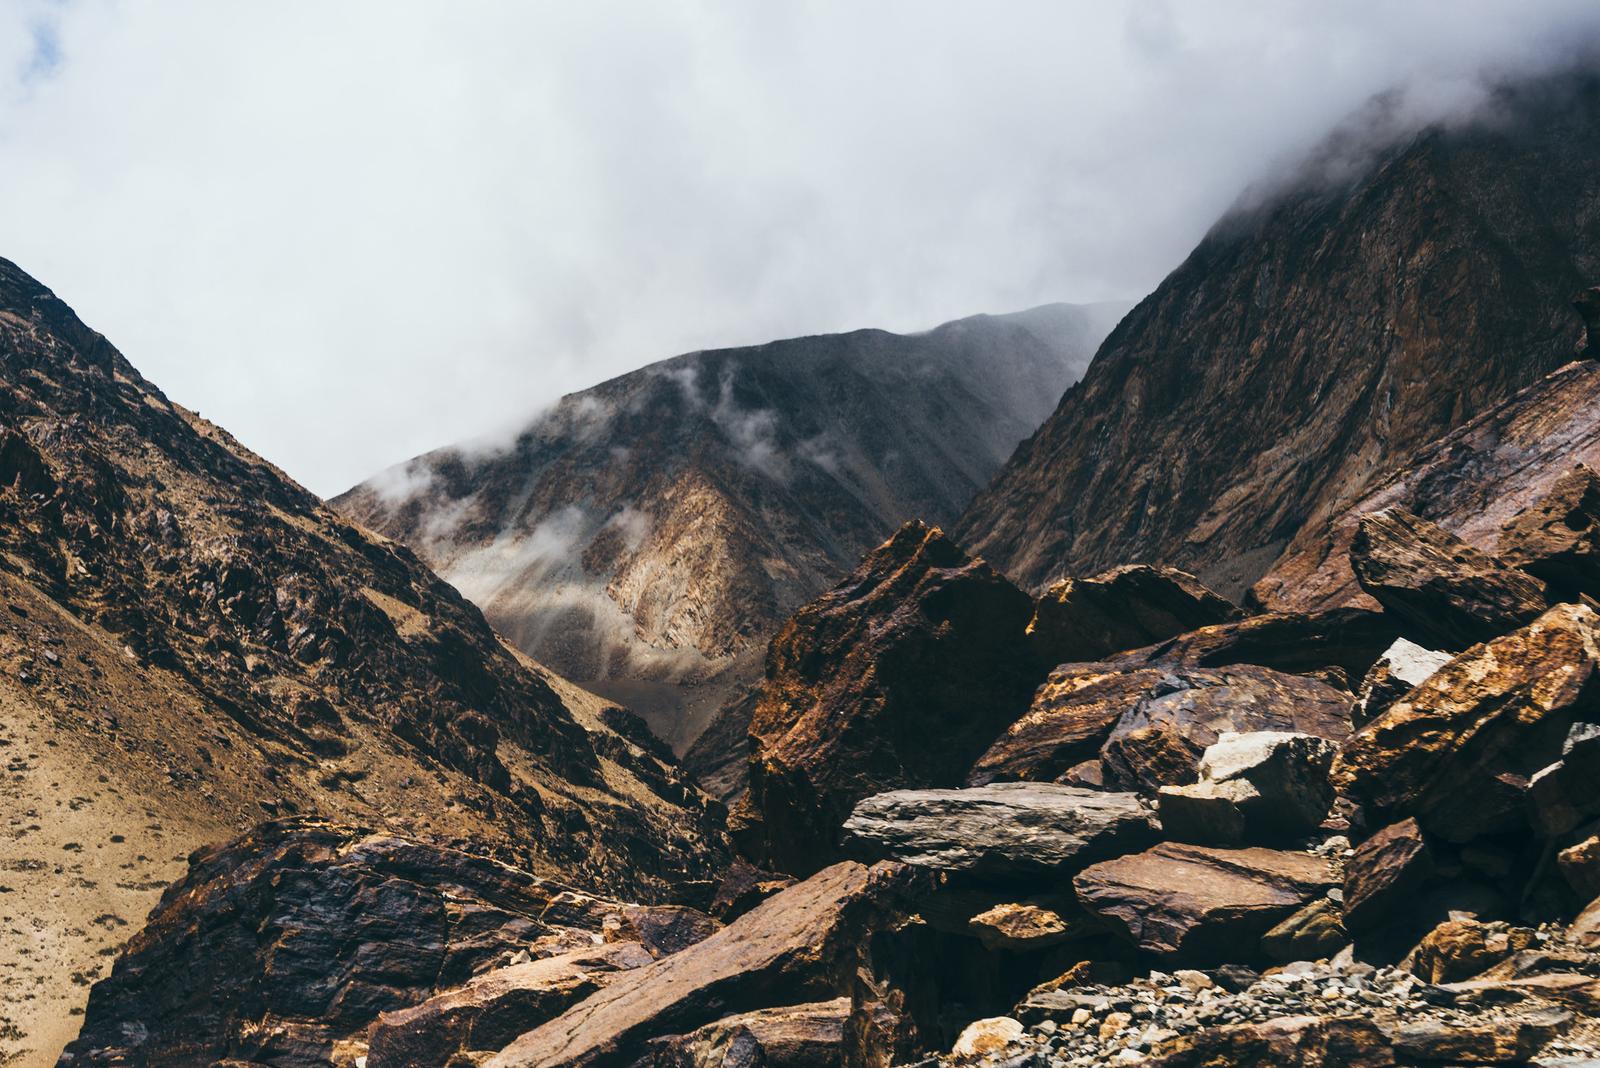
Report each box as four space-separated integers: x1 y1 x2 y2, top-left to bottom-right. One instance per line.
2 2 1600 496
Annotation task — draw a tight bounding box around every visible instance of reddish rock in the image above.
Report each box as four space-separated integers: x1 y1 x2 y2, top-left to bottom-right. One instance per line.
486 861 921 1068
639 999 855 1067
1333 603 1600 841
1498 464 1600 597
1027 565 1239 668
367 943 653 1068
1072 843 1337 964
707 859 796 923
1349 508 1548 650
1391 1008 1571 1063
1342 819 1436 934
746 522 1041 874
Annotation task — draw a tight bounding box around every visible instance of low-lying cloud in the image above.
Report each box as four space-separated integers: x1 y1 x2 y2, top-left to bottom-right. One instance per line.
2 2 1599 496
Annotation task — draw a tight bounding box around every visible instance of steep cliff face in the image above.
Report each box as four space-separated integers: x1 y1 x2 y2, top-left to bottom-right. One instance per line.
336 303 1123 748
0 258 724 1066
959 74 1600 598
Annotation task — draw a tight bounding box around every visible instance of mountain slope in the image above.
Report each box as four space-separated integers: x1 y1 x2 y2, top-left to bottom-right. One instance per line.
958 73 1600 598
0 258 725 1067
335 303 1124 749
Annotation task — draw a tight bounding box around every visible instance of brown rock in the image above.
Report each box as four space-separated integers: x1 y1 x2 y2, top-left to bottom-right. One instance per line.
1072 843 1337 964
746 522 1042 874
966 902 1081 952
485 861 918 1068
1558 835 1600 900
1261 898 1348 963
1027 565 1239 668
1527 732 1600 836
640 999 853 1068
1403 918 1537 984
1571 894 1600 947
1391 1007 1571 1063
537 893 721 958
1117 607 1400 686
1333 603 1600 841
1350 508 1548 650
1144 1016 1395 1067
707 859 795 923
1498 464 1600 596
1342 818 1436 934
367 943 653 1068
970 662 1351 790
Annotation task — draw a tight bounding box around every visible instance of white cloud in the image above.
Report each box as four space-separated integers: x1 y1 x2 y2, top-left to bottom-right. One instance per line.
1 2 1598 496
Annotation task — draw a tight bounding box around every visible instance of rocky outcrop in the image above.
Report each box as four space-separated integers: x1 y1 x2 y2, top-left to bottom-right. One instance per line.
1072 843 1337 964
1026 565 1239 668
970 663 1351 791
962 73 1600 600
1333 602 1600 841
743 522 1041 874
1497 464 1600 597
1258 359 1600 614
337 304 1123 751
1349 508 1548 650
840 783 1157 878
485 861 921 1068
59 820 710 1067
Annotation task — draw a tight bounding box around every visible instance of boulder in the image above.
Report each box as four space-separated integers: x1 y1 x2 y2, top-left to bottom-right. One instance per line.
1072 843 1337 964
1027 565 1239 668
1390 1008 1571 1064
966 901 1083 952
745 522 1042 874
639 999 854 1068
1158 732 1336 845
950 1016 1026 1059
1112 606 1400 686
969 663 1351 790
366 942 653 1068
485 861 918 1068
1558 835 1600 900
1497 464 1600 597
1144 1016 1395 1067
1528 731 1600 836
841 782 1156 879
1333 603 1600 842
1260 898 1348 963
1403 918 1538 984
1342 818 1437 934
1354 638 1452 726
537 892 721 958
1349 507 1548 650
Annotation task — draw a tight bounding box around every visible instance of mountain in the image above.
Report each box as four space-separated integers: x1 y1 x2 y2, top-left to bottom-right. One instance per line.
958 73 1600 599
0 258 725 1068
334 303 1125 752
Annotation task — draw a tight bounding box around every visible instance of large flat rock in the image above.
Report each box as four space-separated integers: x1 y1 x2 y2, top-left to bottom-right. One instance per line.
841 783 1157 877
1073 842 1337 963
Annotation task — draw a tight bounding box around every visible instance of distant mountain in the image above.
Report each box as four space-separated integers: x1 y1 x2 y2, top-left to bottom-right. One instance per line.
335 303 1125 753
0 258 724 1065
958 73 1600 601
